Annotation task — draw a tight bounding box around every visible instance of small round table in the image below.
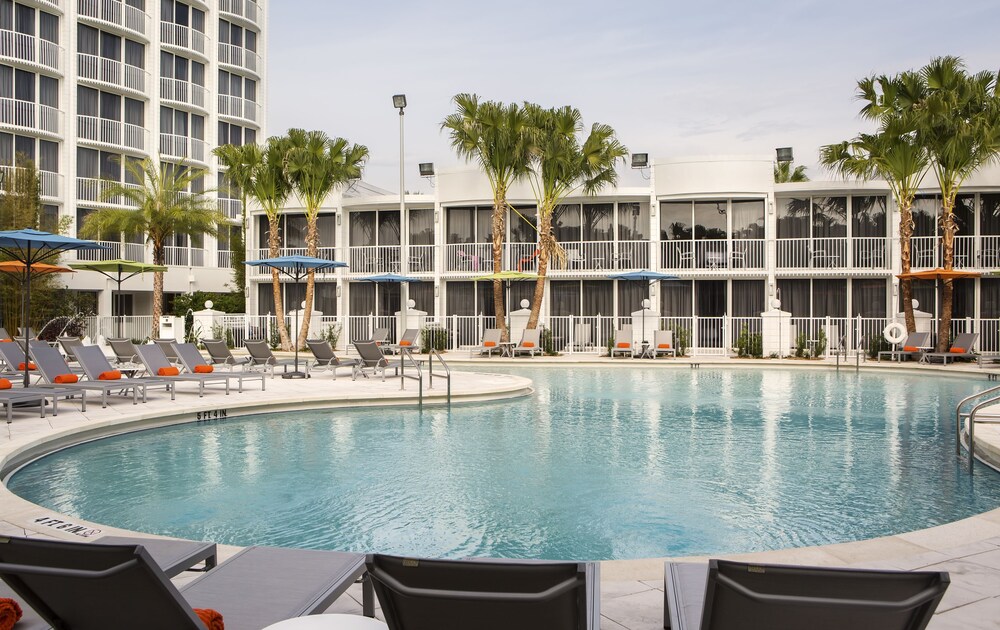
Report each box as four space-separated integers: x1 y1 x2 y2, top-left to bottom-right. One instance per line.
262 614 389 630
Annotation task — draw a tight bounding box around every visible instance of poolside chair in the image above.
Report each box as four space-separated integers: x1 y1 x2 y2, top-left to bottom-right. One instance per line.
367 554 600 630
244 339 303 377
134 344 231 397
72 345 175 401
920 332 980 365
512 328 542 358
878 331 931 363
153 338 181 364
0 386 53 424
353 340 402 381
201 338 251 369
56 336 84 362
471 328 502 357
610 326 634 358
0 327 10 341
28 340 147 407
371 327 389 346
173 342 266 393
385 328 419 354
0 536 372 630
306 339 361 380
107 338 144 372
664 559 949 630
572 322 593 352
653 329 676 358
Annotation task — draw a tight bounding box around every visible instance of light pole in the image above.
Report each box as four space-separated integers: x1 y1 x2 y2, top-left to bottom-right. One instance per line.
393 94 407 337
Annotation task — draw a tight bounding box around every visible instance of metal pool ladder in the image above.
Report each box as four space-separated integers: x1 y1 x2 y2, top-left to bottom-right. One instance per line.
399 348 451 408
955 384 1000 471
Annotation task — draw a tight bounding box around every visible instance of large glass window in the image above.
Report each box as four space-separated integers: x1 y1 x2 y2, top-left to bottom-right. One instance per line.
617 202 649 240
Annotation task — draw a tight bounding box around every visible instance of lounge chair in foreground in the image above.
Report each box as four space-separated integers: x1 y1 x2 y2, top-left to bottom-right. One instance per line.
202 339 251 369
664 559 949 630
0 535 373 630
512 328 542 358
353 340 402 381
0 385 54 424
28 341 145 407
920 332 980 365
72 345 175 401
653 329 676 358
878 332 931 362
134 345 231 397
173 343 266 392
611 327 634 359
244 339 304 377
306 339 361 379
385 328 419 354
367 554 599 630
471 328 502 357
0 341 45 381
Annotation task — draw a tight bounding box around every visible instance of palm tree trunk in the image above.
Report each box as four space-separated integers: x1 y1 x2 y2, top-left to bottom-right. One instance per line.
151 268 163 339
527 208 552 329
899 201 916 332
492 188 508 341
297 213 318 350
937 197 957 352
268 217 291 350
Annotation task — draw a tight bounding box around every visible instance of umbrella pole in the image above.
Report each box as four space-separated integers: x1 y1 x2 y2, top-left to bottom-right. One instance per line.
283 269 307 379
22 257 31 388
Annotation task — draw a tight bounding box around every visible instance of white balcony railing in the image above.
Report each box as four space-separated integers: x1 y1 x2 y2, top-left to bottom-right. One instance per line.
159 77 206 109
218 250 232 268
0 98 62 134
660 239 767 271
0 29 62 72
78 53 147 94
78 0 148 38
218 42 259 74
219 0 261 25
218 94 259 123
74 240 146 263
163 246 205 267
76 177 141 207
444 243 493 272
160 22 206 55
408 244 435 273
776 237 850 269
78 115 147 151
219 198 241 220
159 134 206 163
911 234 1000 269
0 166 61 198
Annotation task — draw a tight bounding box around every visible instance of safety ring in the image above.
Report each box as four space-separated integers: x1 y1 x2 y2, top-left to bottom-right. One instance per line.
883 322 907 344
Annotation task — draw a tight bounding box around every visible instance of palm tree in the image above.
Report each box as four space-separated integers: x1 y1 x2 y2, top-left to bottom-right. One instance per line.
283 129 368 349
79 158 224 338
774 160 809 183
212 143 262 302
442 94 533 340
523 104 628 329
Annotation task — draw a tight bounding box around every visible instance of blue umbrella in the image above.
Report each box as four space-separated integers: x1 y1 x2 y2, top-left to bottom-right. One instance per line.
0 229 108 387
245 255 348 378
360 274 423 343
608 270 680 346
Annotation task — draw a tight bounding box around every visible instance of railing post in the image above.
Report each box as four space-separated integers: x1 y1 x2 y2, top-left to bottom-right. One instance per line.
568 315 575 354
692 315 700 357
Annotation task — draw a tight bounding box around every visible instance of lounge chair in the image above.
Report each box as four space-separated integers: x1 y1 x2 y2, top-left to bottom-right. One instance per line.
152 338 181 364
471 328 502 357
173 342 266 393
0 369 85 418
107 338 144 372
0 327 10 341
0 387 53 424
56 336 84 362
611 327 634 359
0 535 373 630
878 332 931 362
134 344 232 397
244 339 304 377
367 554 600 630
306 339 361 380
73 345 175 400
664 559 949 630
353 340 402 381
921 332 980 365
386 328 419 354
28 341 147 407
653 329 676 358
512 328 542 358
0 341 42 380
572 323 592 352
371 327 389 346
202 339 251 369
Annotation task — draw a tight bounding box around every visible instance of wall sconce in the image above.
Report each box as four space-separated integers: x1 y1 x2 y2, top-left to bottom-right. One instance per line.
434 209 440 224
768 200 775 215
336 212 342 225
768 281 775 296
434 284 439 297
336 284 342 298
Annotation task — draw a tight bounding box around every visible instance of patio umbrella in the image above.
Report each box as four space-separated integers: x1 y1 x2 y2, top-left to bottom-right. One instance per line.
245 254 348 379
0 229 107 386
360 274 422 341
69 259 168 337
608 270 680 342
471 270 540 319
897 269 981 346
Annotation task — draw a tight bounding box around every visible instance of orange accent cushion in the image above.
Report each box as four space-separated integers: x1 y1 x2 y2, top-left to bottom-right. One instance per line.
53 374 78 384
903 346 919 352
194 365 214 373
616 342 631 349
99 370 122 381
17 362 35 371
194 608 224 630
523 342 535 348
0 379 9 390
0 339 10 342
0 597 23 630
950 347 967 354
399 340 412 347
483 341 496 347
158 366 180 376
658 343 672 349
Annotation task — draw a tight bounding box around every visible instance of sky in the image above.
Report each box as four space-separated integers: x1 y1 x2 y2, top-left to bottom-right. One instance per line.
266 0 999 194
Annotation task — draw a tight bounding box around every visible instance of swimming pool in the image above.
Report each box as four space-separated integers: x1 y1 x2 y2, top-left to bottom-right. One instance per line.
7 367 1000 561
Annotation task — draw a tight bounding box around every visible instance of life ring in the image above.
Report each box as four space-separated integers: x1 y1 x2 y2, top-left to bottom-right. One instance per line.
883 322 907 344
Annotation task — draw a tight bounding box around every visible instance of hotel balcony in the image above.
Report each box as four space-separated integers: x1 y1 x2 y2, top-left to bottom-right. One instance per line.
0 29 62 73
159 133 207 164
218 94 260 124
774 237 890 275
76 177 140 208
160 22 206 57
218 0 261 27
0 98 62 137
78 0 148 40
345 244 436 275
661 239 767 273
0 166 61 200
163 245 205 267
72 240 146 263
160 77 207 110
217 249 232 268
912 235 1000 270
77 115 147 152
218 43 260 76
219 198 241 221
440 241 651 274
78 53 148 97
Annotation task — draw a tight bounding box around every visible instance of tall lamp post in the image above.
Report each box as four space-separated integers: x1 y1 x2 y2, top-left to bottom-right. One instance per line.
393 94 407 332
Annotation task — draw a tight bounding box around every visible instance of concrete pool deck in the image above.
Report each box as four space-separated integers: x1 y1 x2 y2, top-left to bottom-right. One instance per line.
1 357 999 628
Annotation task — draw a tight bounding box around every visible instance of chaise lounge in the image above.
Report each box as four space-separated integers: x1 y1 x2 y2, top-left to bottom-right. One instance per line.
72 345 175 401
29 340 147 407
353 341 402 381
306 339 361 380
244 339 304 377
878 332 931 362
920 332 980 365
512 328 542 358
173 343 266 392
471 328 502 358
611 326 634 359
134 344 232 397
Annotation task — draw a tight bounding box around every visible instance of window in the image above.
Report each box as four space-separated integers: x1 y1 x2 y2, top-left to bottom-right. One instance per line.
124 40 144 68
191 61 204 86
14 3 32 36
245 78 256 102
38 75 56 108
39 11 56 43
99 91 120 120
38 139 56 172
245 30 257 52
100 31 121 61
124 97 143 127
78 86 99 117
14 68 33 102
78 24 99 55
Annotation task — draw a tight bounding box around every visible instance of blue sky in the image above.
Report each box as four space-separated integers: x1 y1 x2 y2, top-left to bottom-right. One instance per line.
267 0 999 193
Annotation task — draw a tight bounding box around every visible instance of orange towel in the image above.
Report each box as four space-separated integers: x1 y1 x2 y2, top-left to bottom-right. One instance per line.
658 343 671 349
99 370 122 380
903 346 918 352
523 342 535 348
54 374 79 384
194 365 214 373
483 341 496 347
0 379 10 390
399 340 411 347
0 339 10 343
616 342 630 349
194 608 224 630
950 347 967 354
158 366 180 376
0 598 23 630
17 362 35 371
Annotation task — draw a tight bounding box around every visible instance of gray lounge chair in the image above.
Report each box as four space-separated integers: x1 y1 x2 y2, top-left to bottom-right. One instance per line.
29 341 146 407
306 339 361 380
202 339 251 369
653 329 676 358
0 536 373 630
611 326 634 358
0 340 46 381
920 332 980 365
244 339 303 377
471 328 502 358
367 554 600 630
878 332 931 362
134 345 231 397
152 338 181 364
0 389 51 424
107 338 143 372
664 559 949 630
173 342 265 392
73 345 176 401
56 336 84 362
371 327 389 346
572 322 593 352
353 340 402 381
0 327 10 340
386 328 419 354
513 328 542 358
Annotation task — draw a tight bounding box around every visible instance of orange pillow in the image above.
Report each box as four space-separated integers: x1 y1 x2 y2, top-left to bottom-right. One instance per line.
158 366 180 376
99 370 122 381
0 338 10 342
17 362 35 371
194 608 224 630
658 343 671 349
616 342 631 349
523 342 535 348
194 365 214 373
950 347 967 354
399 340 411 347
483 341 496 347
0 379 10 390
0 597 23 630
53 374 78 384
903 346 919 352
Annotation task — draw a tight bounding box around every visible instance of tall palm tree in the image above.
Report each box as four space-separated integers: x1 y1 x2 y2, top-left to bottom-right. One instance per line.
442 94 533 340
283 129 368 349
774 160 809 183
79 159 224 338
523 104 627 329
213 143 262 302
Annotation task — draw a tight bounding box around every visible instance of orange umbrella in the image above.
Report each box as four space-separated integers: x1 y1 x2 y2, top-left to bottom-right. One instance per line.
896 268 981 280
0 261 75 278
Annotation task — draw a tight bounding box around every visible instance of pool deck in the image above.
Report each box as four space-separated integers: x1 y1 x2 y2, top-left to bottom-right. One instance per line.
2 356 1000 628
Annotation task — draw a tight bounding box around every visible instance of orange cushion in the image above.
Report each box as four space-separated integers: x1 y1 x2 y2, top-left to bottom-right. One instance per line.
0 597 23 630
483 341 496 347
616 342 631 349
523 342 535 348
0 379 9 390
99 370 122 381
17 362 35 371
53 374 78 384
194 365 214 373
0 339 10 343
194 608 224 630
399 340 411 347
903 346 919 352
658 343 672 349
158 366 180 376
950 347 967 354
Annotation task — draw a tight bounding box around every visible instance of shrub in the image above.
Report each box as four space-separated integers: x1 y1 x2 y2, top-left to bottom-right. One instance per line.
795 332 809 358
321 322 341 349
420 325 448 352
867 334 891 359
268 323 281 350
540 326 557 355
736 325 763 358
815 329 828 358
675 326 690 356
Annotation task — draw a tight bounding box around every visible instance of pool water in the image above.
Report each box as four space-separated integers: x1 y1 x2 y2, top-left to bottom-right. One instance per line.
8 367 1000 561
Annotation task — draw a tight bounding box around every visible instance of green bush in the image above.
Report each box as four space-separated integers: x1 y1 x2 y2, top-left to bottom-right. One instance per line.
321 323 341 348
815 329 828 358
170 291 246 316
268 323 281 350
37 315 88 342
675 326 690 356
795 332 809 358
867 334 891 359
736 325 763 358
420 325 448 352
540 326 557 355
